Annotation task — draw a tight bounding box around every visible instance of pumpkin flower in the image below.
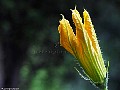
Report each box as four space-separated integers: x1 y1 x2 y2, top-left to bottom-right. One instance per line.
58 7 108 89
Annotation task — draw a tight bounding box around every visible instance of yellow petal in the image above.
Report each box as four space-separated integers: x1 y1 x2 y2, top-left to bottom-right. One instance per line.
71 9 85 42
71 8 106 83
83 10 101 55
71 9 97 81
83 10 106 79
58 16 77 56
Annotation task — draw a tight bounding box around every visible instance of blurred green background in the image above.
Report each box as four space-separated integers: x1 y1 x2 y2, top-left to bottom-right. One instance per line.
0 0 120 90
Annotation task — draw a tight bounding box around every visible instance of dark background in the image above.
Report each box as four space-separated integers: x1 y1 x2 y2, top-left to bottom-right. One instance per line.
0 0 120 90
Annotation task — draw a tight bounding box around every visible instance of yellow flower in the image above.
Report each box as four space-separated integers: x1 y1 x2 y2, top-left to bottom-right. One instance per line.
58 8 107 87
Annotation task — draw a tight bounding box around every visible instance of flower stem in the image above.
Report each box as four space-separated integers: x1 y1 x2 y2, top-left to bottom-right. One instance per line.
100 87 108 90
99 79 108 90
101 62 109 90
99 85 108 90
103 86 108 90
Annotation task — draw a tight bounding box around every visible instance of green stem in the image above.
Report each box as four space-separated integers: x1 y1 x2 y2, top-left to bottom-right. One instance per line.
99 85 108 90
100 81 108 90
101 62 109 90
99 78 108 90
100 87 107 90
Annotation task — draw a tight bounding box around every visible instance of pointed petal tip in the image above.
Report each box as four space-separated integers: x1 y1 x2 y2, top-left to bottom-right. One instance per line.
70 9 73 12
83 9 90 19
83 9 87 13
75 5 77 10
60 14 65 19
70 5 77 12
83 8 86 11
